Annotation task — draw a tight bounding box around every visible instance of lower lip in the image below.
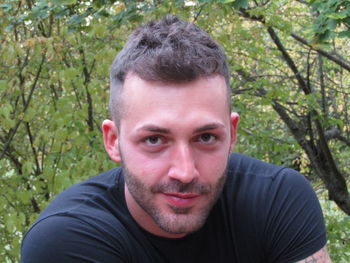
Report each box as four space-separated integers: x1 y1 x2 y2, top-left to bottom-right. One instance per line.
162 194 200 207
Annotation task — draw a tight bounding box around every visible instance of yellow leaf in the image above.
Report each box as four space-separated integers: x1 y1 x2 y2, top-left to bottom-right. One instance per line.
23 38 36 47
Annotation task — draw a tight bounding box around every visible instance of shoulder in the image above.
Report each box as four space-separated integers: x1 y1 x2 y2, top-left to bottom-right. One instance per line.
36 167 122 220
226 153 312 192
223 153 327 262
225 153 302 198
21 167 134 262
224 153 323 219
21 214 130 262
227 153 287 179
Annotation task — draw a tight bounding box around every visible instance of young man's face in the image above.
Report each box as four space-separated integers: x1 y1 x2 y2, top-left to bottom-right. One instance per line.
103 73 239 238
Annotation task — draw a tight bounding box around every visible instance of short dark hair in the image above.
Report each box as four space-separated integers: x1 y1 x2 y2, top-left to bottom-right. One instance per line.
109 14 231 124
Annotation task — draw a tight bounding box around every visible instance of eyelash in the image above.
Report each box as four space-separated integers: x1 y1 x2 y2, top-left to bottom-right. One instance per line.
144 135 164 145
142 133 218 146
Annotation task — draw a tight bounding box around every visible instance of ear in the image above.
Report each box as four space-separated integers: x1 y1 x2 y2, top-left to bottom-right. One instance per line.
102 120 121 163
229 112 240 152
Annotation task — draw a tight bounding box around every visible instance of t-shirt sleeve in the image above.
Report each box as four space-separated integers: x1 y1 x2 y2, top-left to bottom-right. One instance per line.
21 215 127 263
263 168 327 263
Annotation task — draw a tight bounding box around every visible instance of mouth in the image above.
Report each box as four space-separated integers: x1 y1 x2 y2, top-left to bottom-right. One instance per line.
162 192 201 207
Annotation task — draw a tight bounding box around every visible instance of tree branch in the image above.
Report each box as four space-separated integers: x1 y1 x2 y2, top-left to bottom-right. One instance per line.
291 33 350 73
0 53 46 160
238 7 350 74
25 122 41 175
267 27 311 94
193 2 206 22
325 127 350 147
79 45 94 132
318 54 327 114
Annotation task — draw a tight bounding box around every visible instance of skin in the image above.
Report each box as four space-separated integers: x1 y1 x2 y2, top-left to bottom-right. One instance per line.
297 246 332 263
103 73 239 238
103 73 332 261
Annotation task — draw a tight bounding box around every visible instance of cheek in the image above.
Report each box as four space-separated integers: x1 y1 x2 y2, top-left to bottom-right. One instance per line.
195 150 229 178
121 143 171 177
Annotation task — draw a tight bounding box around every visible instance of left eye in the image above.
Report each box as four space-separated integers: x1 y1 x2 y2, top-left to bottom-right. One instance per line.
145 136 163 145
198 133 216 143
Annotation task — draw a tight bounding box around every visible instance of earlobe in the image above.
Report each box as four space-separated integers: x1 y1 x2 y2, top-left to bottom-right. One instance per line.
229 112 240 152
102 120 121 163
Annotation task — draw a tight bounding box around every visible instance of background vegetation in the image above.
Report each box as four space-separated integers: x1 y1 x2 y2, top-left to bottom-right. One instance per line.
0 0 349 262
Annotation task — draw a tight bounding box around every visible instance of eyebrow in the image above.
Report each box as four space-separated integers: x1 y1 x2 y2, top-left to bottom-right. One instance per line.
137 125 171 134
194 123 225 133
136 122 225 134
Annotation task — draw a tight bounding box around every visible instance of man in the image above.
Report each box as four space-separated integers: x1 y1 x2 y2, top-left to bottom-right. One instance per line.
21 15 332 262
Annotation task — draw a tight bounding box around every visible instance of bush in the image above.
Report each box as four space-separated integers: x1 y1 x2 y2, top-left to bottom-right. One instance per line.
319 194 350 262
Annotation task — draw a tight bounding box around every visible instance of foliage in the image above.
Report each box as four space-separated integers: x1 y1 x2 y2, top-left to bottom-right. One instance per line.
1 0 350 262
218 0 350 216
319 191 350 262
310 0 350 42
0 0 129 260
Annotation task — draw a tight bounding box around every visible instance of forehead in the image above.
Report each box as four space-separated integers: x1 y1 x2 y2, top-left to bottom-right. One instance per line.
122 73 228 104
119 73 229 129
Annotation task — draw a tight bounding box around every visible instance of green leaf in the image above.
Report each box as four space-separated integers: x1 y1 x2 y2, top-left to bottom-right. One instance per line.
338 30 350 38
1 118 16 130
0 103 12 118
232 0 248 9
5 214 16 233
22 161 33 175
316 29 335 42
326 18 337 30
63 68 79 80
327 11 348 20
17 192 32 205
0 3 13 12
52 0 77 5
30 4 50 20
218 0 235 3
56 128 68 141
23 108 36 122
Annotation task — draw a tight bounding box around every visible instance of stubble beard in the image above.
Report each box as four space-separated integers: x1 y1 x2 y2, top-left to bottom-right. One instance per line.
123 166 228 235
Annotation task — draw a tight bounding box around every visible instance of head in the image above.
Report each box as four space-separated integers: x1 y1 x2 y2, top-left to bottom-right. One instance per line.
109 14 231 125
103 15 239 238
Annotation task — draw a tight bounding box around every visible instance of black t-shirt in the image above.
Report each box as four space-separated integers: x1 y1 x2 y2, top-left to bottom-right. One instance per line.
21 153 327 262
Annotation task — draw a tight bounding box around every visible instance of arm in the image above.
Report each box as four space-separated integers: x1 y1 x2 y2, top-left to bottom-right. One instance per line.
297 245 332 263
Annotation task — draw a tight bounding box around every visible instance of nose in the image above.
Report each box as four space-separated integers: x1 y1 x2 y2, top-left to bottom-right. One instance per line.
167 143 199 184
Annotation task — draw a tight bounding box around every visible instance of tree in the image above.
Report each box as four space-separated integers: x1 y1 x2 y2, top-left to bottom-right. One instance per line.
1 0 350 262
0 0 127 260
231 0 350 215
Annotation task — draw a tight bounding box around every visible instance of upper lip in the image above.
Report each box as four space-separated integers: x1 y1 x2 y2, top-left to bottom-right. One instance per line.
162 192 200 199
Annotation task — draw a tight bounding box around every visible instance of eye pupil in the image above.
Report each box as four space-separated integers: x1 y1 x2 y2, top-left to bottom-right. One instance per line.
201 134 212 142
148 136 159 144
